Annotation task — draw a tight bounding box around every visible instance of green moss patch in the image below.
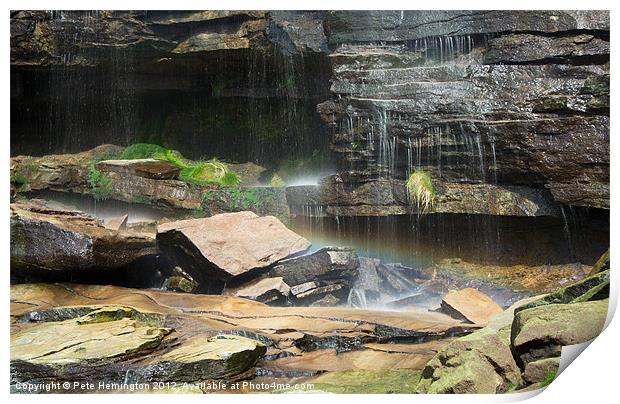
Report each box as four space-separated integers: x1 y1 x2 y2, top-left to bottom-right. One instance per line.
119 143 240 187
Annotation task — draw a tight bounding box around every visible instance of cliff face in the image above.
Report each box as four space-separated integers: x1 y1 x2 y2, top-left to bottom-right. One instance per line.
10 10 610 212
10 11 332 164
319 11 609 211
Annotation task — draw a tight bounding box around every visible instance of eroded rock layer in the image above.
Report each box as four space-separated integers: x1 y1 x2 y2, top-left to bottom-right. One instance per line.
10 283 477 390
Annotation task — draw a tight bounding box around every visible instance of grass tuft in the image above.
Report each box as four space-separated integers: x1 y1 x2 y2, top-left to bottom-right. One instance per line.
87 163 113 200
539 369 557 388
406 170 436 214
119 144 239 187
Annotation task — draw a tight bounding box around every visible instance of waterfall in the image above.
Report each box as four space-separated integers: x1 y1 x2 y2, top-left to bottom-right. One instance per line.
375 107 396 179
410 34 478 64
407 136 413 175
347 288 368 309
490 140 498 183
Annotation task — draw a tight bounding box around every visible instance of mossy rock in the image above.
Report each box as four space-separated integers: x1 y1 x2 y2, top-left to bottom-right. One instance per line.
416 330 523 394
511 299 609 350
590 249 610 274
515 269 609 313
278 369 422 394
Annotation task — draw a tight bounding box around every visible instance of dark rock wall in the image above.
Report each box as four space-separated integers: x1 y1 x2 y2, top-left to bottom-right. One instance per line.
320 11 609 210
10 11 332 165
10 10 610 211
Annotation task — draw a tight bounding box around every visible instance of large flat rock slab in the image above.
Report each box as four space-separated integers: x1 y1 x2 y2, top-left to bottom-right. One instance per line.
157 212 311 289
11 307 170 364
440 288 504 325
10 305 266 387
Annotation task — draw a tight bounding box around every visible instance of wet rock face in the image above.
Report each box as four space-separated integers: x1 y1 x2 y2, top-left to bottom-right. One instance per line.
319 10 609 211
10 199 157 275
10 11 332 164
11 10 609 213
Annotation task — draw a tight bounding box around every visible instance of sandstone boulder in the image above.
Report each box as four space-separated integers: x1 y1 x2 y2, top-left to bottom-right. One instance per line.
137 334 266 382
515 269 610 313
523 357 561 384
440 288 504 325
103 215 128 231
157 212 311 291
224 277 291 304
511 299 608 365
416 296 542 394
11 307 170 365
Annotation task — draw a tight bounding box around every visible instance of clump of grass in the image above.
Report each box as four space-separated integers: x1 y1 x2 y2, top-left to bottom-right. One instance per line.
152 148 192 168
406 170 435 214
88 163 113 200
539 369 557 388
179 159 239 186
119 143 239 187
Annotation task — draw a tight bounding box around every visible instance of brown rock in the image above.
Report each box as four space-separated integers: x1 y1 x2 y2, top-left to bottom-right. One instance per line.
10 199 157 274
157 212 311 289
440 288 504 325
96 159 181 180
224 277 291 304
523 357 561 384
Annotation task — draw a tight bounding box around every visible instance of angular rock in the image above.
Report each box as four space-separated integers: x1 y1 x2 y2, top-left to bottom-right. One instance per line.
137 335 266 382
11 307 169 365
96 159 181 180
378 262 431 295
590 249 610 274
440 288 504 325
259 246 360 305
10 199 157 275
10 304 266 386
523 357 561 384
416 295 543 394
511 299 608 363
224 277 291 304
103 215 128 231
269 247 359 286
295 283 347 305
157 211 310 291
